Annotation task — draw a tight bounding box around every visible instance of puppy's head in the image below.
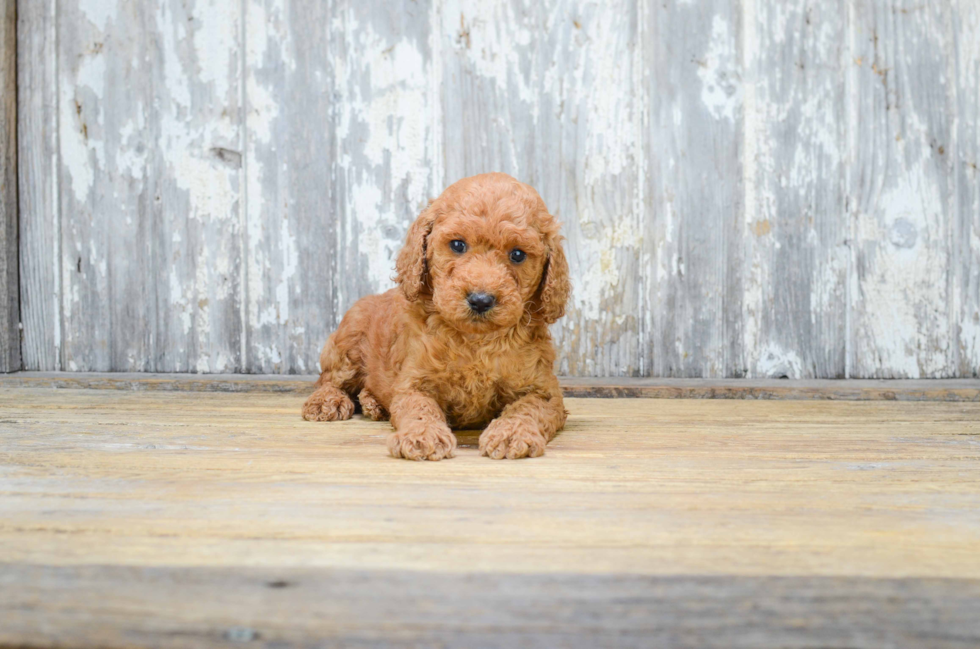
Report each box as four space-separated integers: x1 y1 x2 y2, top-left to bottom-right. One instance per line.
396 173 569 333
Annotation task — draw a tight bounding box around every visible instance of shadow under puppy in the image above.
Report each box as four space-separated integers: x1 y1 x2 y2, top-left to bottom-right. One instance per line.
302 172 570 460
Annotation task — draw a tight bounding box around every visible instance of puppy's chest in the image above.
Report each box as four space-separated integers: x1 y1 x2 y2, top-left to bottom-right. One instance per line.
433 351 527 425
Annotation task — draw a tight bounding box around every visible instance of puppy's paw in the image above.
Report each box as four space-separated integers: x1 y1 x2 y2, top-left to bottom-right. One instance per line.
387 421 456 461
479 418 547 460
358 389 389 421
302 387 355 422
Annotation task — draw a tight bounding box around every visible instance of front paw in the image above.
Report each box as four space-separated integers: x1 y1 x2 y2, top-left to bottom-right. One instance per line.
479 418 547 460
387 421 457 461
302 386 355 422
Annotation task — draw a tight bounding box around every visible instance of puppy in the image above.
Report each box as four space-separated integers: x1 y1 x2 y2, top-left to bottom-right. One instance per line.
302 172 570 461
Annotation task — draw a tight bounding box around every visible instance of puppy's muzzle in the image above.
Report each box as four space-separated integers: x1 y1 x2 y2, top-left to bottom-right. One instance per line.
466 292 496 315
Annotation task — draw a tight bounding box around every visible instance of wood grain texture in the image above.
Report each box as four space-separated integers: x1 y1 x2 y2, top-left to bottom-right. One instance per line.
13 0 980 378
328 0 438 357
440 0 642 376
0 389 977 576
743 0 848 378
954 0 980 377
244 0 437 374
0 0 17 372
4 371 980 401
643 0 744 378
849 0 957 378
243 0 335 374
0 388 979 646
2 565 979 648
16 0 59 371
55 0 245 373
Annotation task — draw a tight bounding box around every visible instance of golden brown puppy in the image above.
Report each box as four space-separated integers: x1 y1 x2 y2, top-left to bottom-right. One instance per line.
302 172 570 461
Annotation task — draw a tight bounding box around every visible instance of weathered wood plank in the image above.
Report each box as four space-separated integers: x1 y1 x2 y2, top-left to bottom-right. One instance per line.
1 389 978 645
849 0 957 378
954 0 980 377
0 0 17 372
12 0 980 380
243 0 336 374
329 0 437 319
245 0 437 374
57 0 244 372
0 391 978 577
440 0 642 377
743 0 848 378
16 0 59 370
3 371 980 401
643 0 744 378
2 565 978 648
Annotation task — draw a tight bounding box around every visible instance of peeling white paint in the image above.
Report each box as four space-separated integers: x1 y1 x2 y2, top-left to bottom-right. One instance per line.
443 0 538 116
855 173 950 378
756 343 804 379
574 215 638 321
335 13 433 294
697 15 741 122
60 52 105 203
28 0 980 378
190 0 239 102
78 0 115 31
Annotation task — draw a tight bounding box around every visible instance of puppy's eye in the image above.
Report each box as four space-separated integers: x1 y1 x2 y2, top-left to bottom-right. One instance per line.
509 249 527 264
449 240 467 254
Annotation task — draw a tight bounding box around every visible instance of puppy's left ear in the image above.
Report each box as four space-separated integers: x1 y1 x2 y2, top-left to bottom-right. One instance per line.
533 231 571 324
396 204 437 301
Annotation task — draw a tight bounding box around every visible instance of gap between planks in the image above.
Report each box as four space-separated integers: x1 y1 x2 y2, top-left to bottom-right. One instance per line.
1 371 979 401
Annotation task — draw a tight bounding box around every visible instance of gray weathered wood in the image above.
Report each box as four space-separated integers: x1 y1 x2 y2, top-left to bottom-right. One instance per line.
643 0 744 378
244 0 437 373
849 0 957 378
441 0 641 377
244 0 337 373
17 0 59 370
330 0 438 322
743 0 848 378
55 0 244 372
2 565 979 648
0 0 17 372
13 0 980 378
955 0 980 377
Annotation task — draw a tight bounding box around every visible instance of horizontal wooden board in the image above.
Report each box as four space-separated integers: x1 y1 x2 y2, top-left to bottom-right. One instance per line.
1 389 978 576
2 564 978 648
2 372 980 401
1 388 979 645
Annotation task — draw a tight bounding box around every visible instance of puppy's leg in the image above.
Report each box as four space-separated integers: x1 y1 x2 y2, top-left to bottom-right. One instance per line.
387 392 456 461
480 389 567 460
302 383 355 422
302 333 357 422
358 389 388 421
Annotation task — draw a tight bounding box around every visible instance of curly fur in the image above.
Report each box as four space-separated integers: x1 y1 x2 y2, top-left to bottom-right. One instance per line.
302 173 570 460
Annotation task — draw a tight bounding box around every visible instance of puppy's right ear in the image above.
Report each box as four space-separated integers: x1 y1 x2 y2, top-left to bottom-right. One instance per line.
395 204 437 301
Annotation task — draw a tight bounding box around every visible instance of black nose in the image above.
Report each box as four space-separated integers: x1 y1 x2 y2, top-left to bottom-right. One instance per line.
466 292 496 314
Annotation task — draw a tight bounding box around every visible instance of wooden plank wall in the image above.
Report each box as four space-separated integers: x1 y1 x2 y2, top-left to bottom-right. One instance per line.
14 0 980 378
0 0 17 372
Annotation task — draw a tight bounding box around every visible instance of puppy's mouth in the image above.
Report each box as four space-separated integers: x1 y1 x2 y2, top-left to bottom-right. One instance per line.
435 290 519 332
466 309 497 325
458 298 506 331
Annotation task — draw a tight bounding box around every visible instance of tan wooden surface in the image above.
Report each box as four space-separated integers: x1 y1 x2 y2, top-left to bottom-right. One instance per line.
2 387 978 575
1 387 979 646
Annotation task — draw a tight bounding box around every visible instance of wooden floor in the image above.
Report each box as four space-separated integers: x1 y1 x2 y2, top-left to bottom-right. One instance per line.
1 386 979 647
